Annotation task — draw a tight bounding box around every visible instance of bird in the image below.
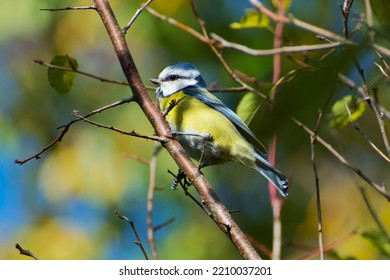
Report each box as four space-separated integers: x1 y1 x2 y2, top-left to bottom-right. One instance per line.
150 62 288 198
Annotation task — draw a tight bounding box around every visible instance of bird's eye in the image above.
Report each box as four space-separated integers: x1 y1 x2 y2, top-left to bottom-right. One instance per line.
167 75 178 81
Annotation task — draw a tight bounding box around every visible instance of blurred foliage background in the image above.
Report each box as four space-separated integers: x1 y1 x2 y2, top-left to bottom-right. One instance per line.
0 0 389 260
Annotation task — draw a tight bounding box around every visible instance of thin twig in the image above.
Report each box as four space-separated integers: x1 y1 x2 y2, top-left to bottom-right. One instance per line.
352 58 390 156
123 0 154 34
124 152 150 165
212 33 350 56
40 6 96 12
167 170 211 216
115 211 149 260
374 62 390 78
34 59 131 87
147 144 162 259
344 101 390 163
15 97 135 165
145 6 212 44
310 110 325 260
357 184 390 242
72 111 165 142
337 73 390 120
208 86 247 93
153 217 176 232
341 0 354 39
15 243 39 260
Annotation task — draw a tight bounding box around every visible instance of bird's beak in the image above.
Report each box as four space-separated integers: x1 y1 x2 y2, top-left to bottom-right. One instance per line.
149 78 160 85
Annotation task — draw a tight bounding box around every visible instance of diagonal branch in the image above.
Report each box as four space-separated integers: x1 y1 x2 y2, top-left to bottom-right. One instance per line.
123 0 154 34
212 33 351 56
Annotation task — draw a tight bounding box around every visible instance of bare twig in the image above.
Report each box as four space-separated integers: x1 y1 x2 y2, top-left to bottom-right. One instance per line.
145 6 212 44
40 6 96 12
344 101 390 163
123 0 154 34
212 33 350 56
115 211 149 260
357 184 390 242
374 62 390 78
167 170 212 216
34 59 131 87
341 0 354 39
124 152 150 165
147 144 162 259
154 217 176 232
15 243 39 260
363 0 375 42
352 58 390 156
310 110 326 260
15 97 135 165
208 86 247 93
72 111 165 142
337 73 390 120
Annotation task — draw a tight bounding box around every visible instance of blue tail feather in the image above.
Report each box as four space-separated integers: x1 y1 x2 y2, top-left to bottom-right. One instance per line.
254 153 288 198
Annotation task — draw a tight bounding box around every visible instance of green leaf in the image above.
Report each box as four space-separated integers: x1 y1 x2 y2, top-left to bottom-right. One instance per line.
48 55 78 94
236 92 264 125
328 95 366 129
362 230 390 257
230 9 269 29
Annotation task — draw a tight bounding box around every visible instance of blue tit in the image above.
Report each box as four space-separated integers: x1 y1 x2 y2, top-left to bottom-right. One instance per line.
150 62 288 197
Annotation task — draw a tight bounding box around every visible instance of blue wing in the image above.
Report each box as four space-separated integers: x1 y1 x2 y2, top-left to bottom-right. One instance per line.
183 87 268 156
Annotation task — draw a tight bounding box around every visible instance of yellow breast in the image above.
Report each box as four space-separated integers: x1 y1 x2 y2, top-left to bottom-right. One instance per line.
158 91 256 166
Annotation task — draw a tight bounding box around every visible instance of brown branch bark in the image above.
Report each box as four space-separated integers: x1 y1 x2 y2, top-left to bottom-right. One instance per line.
94 0 260 260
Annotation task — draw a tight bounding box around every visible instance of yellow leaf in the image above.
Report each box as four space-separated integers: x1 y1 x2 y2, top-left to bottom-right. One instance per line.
272 0 292 10
230 9 269 29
